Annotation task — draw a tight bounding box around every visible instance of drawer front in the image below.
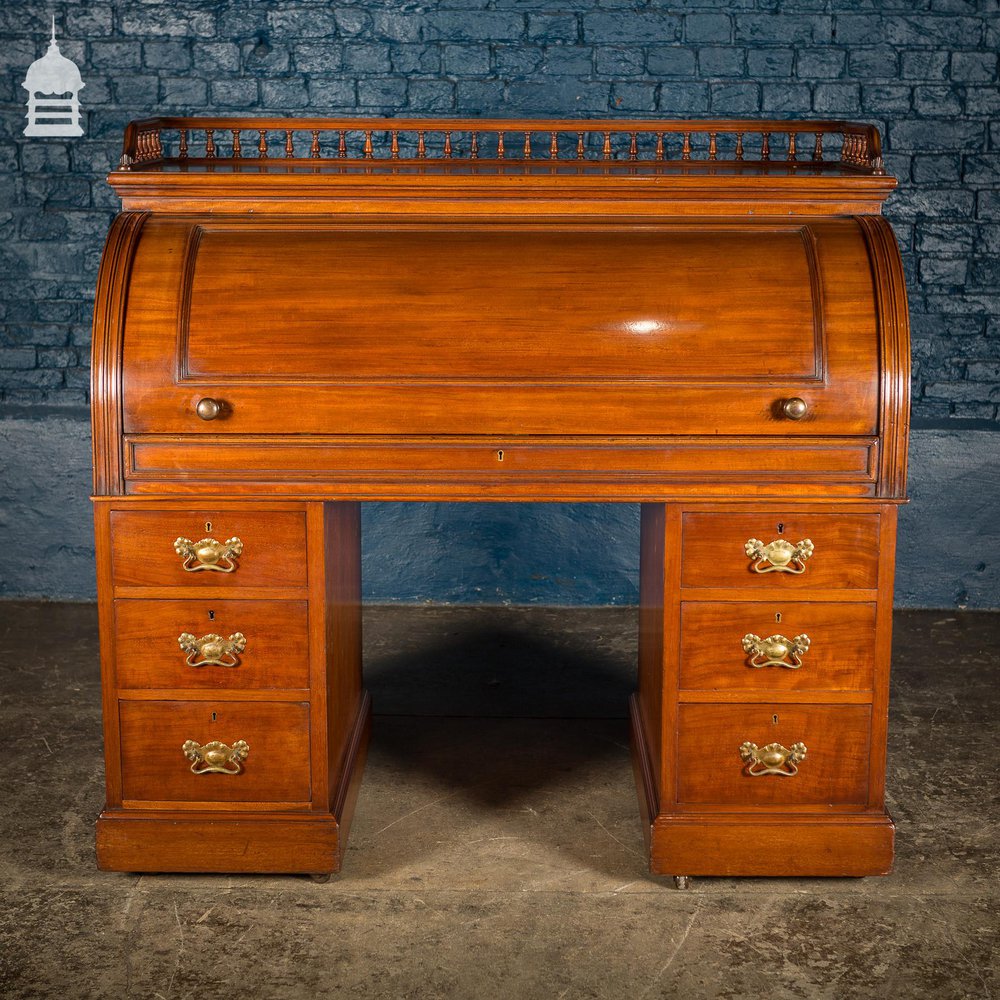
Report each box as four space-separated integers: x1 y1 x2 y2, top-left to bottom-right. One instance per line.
680 602 877 694
681 512 880 591
120 700 311 803
114 599 309 691
109 510 307 590
676 704 871 807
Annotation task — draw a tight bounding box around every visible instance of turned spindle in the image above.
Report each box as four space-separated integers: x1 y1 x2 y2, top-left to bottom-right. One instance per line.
550 133 559 160
363 130 373 159
178 128 188 160
681 132 691 161
337 130 347 159
708 132 718 161
735 132 744 161
629 132 638 161
444 131 453 158
390 130 399 159
284 129 294 158
602 130 612 160
761 132 771 161
309 130 320 158
787 132 796 162
258 130 268 158
205 129 216 158
576 132 585 160
417 130 426 159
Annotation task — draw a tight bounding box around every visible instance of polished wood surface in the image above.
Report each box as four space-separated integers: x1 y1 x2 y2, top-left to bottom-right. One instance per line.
679 601 877 695
109 509 307 589
681 511 881 591
114 598 310 691
119 699 311 804
92 117 910 879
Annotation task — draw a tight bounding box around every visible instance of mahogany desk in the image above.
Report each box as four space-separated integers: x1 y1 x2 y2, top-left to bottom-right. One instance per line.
91 118 909 880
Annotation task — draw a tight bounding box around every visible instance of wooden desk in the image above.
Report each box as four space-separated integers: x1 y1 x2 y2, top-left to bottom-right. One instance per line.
91 118 909 879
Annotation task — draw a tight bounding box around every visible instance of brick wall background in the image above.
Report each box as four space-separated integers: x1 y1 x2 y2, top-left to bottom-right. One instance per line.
1 0 998 605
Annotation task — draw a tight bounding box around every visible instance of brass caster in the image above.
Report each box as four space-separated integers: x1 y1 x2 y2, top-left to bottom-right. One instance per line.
309 873 332 884
673 876 690 890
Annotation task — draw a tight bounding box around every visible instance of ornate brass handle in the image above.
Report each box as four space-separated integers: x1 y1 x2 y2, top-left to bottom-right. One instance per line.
742 632 810 669
739 741 807 777
182 739 250 775
782 397 809 420
744 537 814 574
177 632 246 668
173 535 243 573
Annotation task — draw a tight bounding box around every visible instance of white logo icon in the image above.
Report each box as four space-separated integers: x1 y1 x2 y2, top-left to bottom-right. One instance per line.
22 16 85 137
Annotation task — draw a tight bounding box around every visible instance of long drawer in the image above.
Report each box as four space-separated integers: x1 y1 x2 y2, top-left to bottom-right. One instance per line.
676 703 871 808
114 598 310 691
119 700 311 804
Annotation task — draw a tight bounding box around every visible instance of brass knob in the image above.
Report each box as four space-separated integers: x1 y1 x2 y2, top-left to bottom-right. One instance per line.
782 397 808 420
196 397 222 421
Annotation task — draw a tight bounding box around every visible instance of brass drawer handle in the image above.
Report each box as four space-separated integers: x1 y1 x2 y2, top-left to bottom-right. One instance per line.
742 632 810 669
745 537 814 574
182 739 250 775
195 397 223 421
173 535 243 573
781 397 809 420
178 632 246 668
739 741 807 777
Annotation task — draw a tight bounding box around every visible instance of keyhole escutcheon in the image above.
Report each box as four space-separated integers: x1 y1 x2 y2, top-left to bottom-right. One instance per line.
497 449 504 462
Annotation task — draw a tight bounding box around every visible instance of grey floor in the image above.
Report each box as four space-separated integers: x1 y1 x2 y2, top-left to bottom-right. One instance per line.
0 603 997 999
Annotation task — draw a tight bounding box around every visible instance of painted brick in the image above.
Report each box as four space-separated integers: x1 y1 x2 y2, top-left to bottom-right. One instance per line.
527 15 579 44
343 44 392 75
424 12 524 43
697 47 745 76
0 0 997 547
542 47 594 76
407 80 456 113
813 82 860 113
357 77 408 108
390 45 441 76
646 47 696 77
914 85 963 116
294 43 345 74
595 48 645 78
747 48 794 77
582 13 682 44
210 79 259 108
796 48 845 78
659 81 710 114
710 81 760 113
442 44 491 77
685 14 732 43
848 48 900 80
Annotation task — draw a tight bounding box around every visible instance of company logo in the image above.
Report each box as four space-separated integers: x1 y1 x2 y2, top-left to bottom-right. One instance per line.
23 17 85 137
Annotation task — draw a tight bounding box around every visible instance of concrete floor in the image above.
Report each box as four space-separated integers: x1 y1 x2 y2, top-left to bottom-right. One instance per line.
0 603 997 999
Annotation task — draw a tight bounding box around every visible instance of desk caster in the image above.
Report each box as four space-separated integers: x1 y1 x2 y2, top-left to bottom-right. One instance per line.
309 873 332 884
673 876 690 890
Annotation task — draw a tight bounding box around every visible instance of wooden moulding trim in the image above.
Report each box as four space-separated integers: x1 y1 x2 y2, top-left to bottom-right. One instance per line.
857 215 911 500
648 813 894 878
628 693 658 857
90 211 148 496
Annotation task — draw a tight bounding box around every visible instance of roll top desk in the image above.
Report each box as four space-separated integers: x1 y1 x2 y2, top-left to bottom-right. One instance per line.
92 118 909 879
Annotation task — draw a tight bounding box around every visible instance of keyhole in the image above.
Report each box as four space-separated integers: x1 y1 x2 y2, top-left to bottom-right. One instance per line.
497 449 504 462
208 610 215 621
205 521 212 532
775 612 782 624
777 522 784 534
772 714 779 725
211 712 217 722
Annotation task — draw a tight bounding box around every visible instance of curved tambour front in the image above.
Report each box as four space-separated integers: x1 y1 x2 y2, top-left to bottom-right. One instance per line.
94 215 912 497
121 217 879 438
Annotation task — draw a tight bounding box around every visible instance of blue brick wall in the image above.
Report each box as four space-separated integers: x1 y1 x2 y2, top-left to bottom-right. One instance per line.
1 1 998 606
1 0 998 421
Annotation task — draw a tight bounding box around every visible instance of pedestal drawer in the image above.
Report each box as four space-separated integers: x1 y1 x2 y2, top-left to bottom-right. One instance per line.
109 509 307 590
114 599 310 691
676 703 871 808
680 601 877 695
681 512 880 591
119 700 311 804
